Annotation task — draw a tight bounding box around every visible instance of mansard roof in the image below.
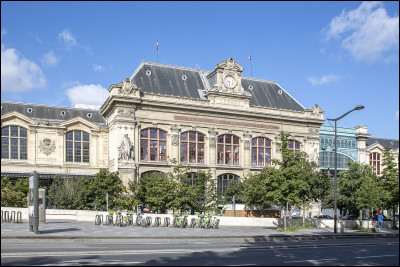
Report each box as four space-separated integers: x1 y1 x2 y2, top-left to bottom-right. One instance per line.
366 137 399 150
1 101 107 127
130 61 305 112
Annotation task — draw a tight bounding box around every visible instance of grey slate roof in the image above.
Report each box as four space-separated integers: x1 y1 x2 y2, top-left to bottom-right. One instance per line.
1 101 107 127
131 61 305 112
366 137 399 150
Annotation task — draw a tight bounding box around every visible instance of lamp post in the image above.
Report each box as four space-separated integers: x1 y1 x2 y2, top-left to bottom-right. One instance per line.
327 105 364 233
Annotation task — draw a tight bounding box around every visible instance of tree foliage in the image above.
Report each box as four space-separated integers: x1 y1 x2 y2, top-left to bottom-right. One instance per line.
1 177 29 207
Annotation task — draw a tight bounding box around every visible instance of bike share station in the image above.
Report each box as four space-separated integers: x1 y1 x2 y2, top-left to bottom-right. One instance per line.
28 171 46 234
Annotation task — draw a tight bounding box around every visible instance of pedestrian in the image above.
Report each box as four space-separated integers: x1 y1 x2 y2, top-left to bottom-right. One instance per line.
378 213 383 231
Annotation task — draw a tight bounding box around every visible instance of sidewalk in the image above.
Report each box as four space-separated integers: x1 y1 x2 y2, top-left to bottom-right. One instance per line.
2 220 398 243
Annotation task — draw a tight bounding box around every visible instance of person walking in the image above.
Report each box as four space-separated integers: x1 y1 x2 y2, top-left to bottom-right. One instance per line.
377 213 383 231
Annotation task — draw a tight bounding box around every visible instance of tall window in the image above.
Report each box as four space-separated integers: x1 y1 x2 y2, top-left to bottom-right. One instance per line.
140 128 167 162
288 140 301 151
370 152 381 175
251 137 272 167
217 174 239 194
1 126 27 160
66 130 89 162
141 171 165 180
217 134 239 165
180 131 205 164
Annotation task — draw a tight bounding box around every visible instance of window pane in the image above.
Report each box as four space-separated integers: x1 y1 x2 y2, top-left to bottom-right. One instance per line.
66 141 73 161
141 129 148 138
295 141 300 150
150 140 157 161
10 126 18 137
180 143 187 162
1 127 9 137
20 139 27 159
189 132 196 141
251 147 257 165
10 138 18 159
66 132 73 141
265 139 271 147
74 142 81 162
2 137 9 159
198 144 204 163
180 132 187 141
150 128 158 139
189 143 196 163
74 131 81 141
218 135 224 144
258 137 263 146
225 135 231 144
159 130 166 140
159 141 166 161
140 140 148 160
19 127 27 138
258 148 264 166
198 133 204 142
252 138 256 146
82 132 89 142
233 136 239 144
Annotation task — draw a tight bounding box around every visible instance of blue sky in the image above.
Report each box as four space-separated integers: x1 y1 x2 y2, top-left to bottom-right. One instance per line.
1 1 399 139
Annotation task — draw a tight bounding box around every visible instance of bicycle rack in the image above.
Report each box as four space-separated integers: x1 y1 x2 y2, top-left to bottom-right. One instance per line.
153 217 161 227
145 216 152 227
3 211 10 222
163 217 170 227
16 211 22 223
10 211 16 223
95 214 103 225
105 215 113 226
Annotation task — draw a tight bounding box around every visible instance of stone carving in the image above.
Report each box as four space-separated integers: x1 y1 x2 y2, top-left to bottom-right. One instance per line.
172 134 179 146
310 104 324 118
39 138 56 155
117 108 135 116
209 137 216 148
117 78 140 95
244 140 250 150
118 134 134 161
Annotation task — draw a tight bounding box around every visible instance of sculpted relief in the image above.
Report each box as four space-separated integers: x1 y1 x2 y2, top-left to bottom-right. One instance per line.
39 138 56 155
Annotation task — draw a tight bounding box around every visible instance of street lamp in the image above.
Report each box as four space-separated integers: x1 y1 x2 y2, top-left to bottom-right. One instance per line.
327 105 364 233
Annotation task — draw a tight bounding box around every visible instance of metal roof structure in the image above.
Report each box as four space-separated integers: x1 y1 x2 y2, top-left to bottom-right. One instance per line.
366 137 399 150
130 61 305 112
1 101 107 127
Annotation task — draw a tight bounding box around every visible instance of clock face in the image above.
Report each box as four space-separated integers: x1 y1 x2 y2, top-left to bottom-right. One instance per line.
224 76 236 88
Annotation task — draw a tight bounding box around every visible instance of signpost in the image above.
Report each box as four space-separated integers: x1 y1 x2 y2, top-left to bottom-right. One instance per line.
28 171 39 234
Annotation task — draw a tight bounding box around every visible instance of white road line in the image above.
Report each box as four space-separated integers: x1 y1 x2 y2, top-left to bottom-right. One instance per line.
355 255 397 259
284 258 337 263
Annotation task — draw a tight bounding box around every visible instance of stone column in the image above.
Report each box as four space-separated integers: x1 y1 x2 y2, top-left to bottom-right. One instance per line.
170 124 180 162
208 128 218 165
243 131 252 168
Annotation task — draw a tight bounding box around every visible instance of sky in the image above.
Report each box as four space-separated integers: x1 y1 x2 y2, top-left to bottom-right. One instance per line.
1 1 399 139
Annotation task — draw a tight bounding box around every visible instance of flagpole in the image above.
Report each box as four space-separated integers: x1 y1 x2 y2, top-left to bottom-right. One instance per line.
157 34 158 62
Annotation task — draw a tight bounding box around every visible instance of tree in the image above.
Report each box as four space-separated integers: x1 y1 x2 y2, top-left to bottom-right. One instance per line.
337 162 376 216
380 146 399 229
356 174 383 229
1 177 28 207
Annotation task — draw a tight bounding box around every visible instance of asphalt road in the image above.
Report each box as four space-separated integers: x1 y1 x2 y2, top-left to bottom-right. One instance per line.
2 237 398 266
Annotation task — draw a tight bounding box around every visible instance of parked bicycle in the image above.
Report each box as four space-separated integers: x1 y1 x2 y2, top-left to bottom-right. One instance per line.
115 211 124 226
210 216 220 229
135 211 147 227
105 210 114 226
175 212 189 228
124 211 134 226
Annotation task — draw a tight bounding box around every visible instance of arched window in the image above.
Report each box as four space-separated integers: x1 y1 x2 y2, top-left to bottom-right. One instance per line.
184 172 198 186
141 171 165 179
66 130 89 162
370 152 381 175
217 134 239 165
251 137 272 167
288 140 300 151
319 151 354 169
1 126 27 160
180 131 205 164
217 173 239 194
140 128 167 162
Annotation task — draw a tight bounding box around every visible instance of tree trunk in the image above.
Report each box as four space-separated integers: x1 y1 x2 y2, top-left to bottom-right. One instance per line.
367 208 370 229
302 201 306 226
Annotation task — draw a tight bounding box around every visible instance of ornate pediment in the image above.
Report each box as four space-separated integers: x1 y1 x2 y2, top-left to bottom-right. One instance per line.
117 78 140 95
308 104 324 118
215 58 244 72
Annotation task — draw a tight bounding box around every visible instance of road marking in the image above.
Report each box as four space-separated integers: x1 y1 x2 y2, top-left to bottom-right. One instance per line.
355 255 397 259
284 258 337 263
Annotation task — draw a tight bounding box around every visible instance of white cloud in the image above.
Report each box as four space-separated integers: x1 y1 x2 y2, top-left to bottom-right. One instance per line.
65 84 108 107
307 74 340 86
58 29 77 49
1 45 46 92
42 51 60 66
396 110 399 120
93 64 105 72
323 1 399 63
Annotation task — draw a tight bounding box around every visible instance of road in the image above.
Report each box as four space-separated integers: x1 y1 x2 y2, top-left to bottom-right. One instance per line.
1 237 398 266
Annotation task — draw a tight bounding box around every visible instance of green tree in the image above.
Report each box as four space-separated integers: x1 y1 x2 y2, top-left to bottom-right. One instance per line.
380 146 399 228
356 174 383 229
338 162 377 216
1 177 28 207
224 179 244 205
48 176 78 209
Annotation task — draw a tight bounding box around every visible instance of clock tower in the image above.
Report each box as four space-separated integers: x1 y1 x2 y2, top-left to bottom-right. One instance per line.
205 58 252 109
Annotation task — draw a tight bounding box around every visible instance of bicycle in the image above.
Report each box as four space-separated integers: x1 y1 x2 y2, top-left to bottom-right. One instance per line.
172 213 179 228
175 212 188 228
115 211 124 227
135 212 147 227
201 215 211 229
124 211 134 226
105 210 114 226
210 216 220 229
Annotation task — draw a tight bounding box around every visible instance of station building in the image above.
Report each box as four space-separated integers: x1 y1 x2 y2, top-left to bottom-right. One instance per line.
1 58 325 191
